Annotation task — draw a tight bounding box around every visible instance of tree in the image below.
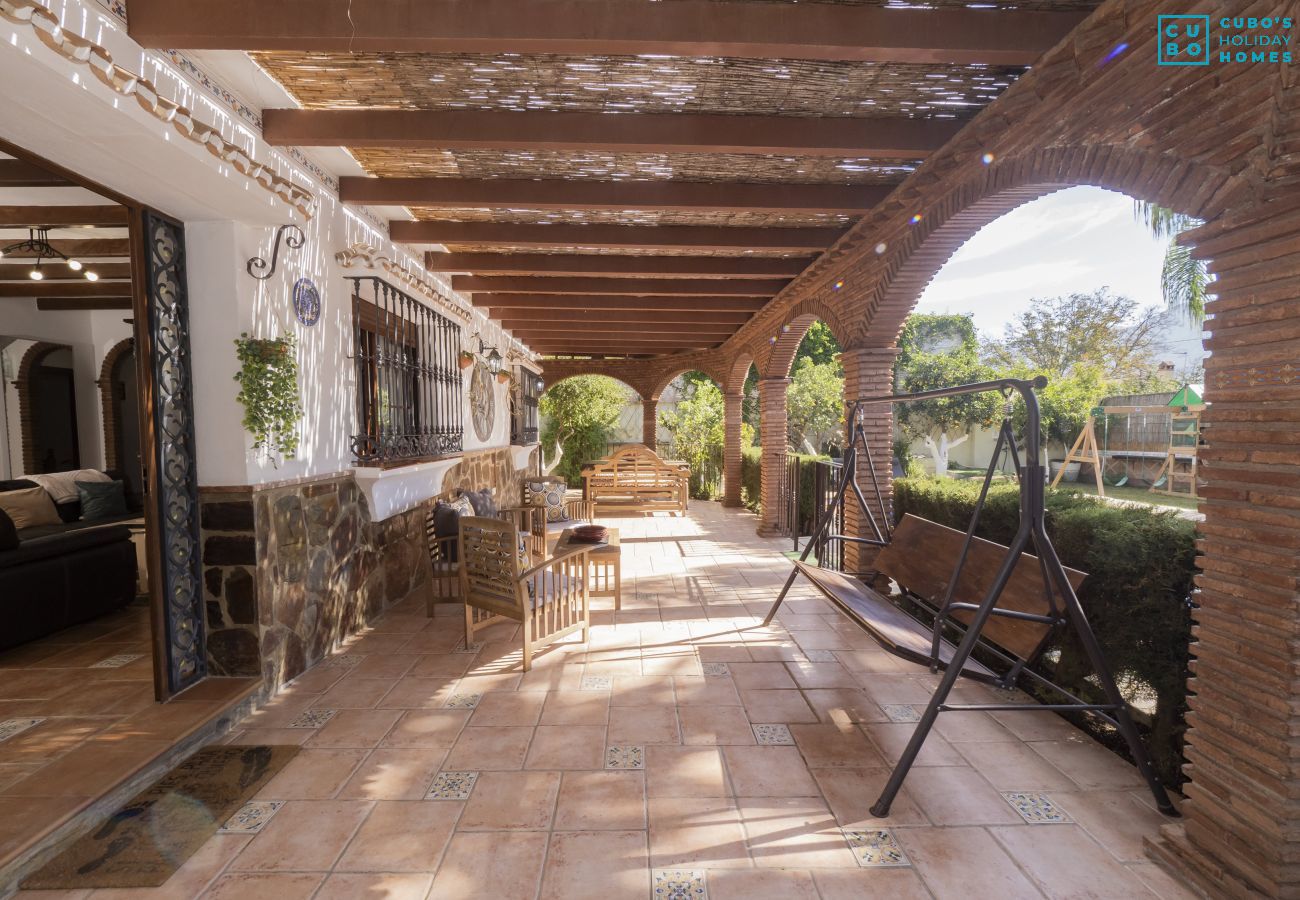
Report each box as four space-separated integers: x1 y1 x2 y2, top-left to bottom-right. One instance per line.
895 314 1001 477
786 356 844 455
1135 201 1208 325
795 320 841 366
658 377 752 499
983 289 1166 387
539 375 629 484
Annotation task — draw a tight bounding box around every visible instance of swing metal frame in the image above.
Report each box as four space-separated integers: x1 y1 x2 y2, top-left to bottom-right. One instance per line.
762 376 1177 817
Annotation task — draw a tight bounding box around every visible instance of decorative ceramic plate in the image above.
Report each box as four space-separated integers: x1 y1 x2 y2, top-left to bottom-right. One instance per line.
469 360 495 442
292 277 321 326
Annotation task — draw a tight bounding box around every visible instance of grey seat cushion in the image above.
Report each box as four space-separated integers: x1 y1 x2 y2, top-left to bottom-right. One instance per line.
527 571 577 608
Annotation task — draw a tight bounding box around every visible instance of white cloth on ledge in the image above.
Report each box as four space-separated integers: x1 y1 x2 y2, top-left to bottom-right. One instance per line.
23 468 110 504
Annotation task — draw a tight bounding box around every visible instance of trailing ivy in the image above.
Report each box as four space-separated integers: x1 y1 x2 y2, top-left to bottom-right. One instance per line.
233 333 303 463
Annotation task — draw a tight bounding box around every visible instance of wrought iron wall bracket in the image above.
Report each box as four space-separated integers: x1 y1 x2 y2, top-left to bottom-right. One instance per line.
246 223 306 281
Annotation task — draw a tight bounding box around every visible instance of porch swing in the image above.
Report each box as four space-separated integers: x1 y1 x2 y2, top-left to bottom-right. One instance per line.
764 376 1177 817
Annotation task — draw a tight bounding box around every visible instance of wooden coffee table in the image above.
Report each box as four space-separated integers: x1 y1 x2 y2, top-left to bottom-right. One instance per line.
555 526 621 610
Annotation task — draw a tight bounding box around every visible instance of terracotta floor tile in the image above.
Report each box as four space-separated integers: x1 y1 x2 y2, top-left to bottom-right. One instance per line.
1128 861 1203 899
337 748 447 800
739 689 818 724
305 708 403 748
990 824 1159 898
0 796 88 860
801 688 889 725
0 738 168 798
539 830 649 900
673 676 743 707
932 710 1017 743
469 691 547 726
460 770 562 829
896 825 1041 900
444 725 535 770
86 831 252 900
226 727 313 747
1028 736 1147 790
901 765 1024 826
695 644 753 664
728 662 798 691
721 746 820 797
864 722 967 767
738 797 858 868
281 666 346 694
350 653 420 679
199 872 324 900
607 705 680 744
524 725 606 769
789 722 885 768
989 708 1082 741
380 709 470 749
955 740 1077 791
430 830 549 899
855 673 938 705
812 868 934 900
335 799 460 872
375 676 459 709
645 746 729 798
406 653 474 680
1054 790 1174 863
811 766 928 827
707 868 819 900
833 649 918 674
784 661 860 690
678 705 756 745
229 799 372 871
554 771 647 830
539 691 610 725
314 873 433 900
314 676 398 710
255 749 368 800
648 797 752 869
609 675 676 707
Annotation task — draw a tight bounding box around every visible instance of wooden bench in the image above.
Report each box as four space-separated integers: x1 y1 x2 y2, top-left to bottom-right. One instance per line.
784 514 1087 683
581 445 690 516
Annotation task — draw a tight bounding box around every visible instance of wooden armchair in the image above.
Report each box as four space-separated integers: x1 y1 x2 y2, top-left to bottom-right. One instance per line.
458 516 591 670
505 480 597 559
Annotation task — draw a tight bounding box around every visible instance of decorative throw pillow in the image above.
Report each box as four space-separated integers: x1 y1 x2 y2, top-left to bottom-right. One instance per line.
431 495 475 562
527 480 568 523
0 508 18 551
462 488 498 519
77 480 128 522
0 486 60 530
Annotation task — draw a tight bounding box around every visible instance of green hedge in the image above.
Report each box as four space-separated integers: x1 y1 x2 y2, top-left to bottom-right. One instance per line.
894 476 1196 789
740 447 829 533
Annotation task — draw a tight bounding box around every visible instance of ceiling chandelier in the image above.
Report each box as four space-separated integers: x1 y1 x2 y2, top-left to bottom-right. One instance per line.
0 227 99 282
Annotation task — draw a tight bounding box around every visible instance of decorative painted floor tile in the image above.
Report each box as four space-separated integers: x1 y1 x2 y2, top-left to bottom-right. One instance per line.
219 800 285 834
653 868 707 899
605 745 645 769
0 718 44 743
843 828 910 868
752 723 795 745
580 675 613 691
453 640 484 654
89 652 144 669
882 704 921 723
1003 791 1072 824
443 693 482 710
288 708 338 729
701 663 730 677
320 654 364 669
426 771 478 800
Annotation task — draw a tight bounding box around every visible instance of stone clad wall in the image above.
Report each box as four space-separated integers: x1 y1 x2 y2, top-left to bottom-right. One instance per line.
200 445 538 688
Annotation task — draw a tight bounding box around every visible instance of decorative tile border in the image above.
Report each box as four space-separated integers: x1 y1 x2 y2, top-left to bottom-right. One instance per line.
89 652 145 669
882 704 921 723
426 771 478 801
701 663 730 677
1003 792 1072 824
320 654 364 669
580 675 613 691
752 724 795 745
288 708 338 729
653 868 707 899
444 693 482 710
843 828 911 867
219 800 285 834
606 745 645 770
0 718 44 743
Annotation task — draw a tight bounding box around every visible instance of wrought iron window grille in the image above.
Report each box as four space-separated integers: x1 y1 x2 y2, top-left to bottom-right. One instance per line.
513 368 541 445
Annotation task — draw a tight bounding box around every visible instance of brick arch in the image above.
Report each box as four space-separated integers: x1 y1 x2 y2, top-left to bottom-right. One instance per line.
539 367 646 401
97 337 135 474
723 351 756 397
14 341 74 475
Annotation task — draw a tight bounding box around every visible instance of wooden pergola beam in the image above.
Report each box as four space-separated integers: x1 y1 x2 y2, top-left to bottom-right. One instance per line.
0 206 128 227
126 0 1083 66
0 262 131 281
0 238 130 258
511 324 736 338
497 309 752 326
36 297 134 311
427 253 809 279
478 294 766 312
0 160 68 188
392 222 842 251
528 340 718 352
0 281 132 297
454 276 786 297
344 178 892 215
264 109 958 159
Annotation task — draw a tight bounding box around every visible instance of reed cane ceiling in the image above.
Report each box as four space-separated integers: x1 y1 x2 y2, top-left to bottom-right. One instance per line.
127 0 1102 358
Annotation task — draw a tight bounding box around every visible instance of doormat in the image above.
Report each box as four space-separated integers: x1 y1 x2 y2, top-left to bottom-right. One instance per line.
21 744 297 889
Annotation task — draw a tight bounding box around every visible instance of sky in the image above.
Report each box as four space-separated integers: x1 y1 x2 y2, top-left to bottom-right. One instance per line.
915 186 1206 372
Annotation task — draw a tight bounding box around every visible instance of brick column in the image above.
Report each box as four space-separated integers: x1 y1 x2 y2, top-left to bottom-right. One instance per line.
723 390 744 507
756 377 789 536
642 399 658 450
839 348 897 574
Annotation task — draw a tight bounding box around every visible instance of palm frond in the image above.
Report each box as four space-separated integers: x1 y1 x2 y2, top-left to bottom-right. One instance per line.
1161 240 1208 324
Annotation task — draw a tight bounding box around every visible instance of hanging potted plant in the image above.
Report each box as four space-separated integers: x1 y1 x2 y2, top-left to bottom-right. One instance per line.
458 349 476 370
233 332 303 464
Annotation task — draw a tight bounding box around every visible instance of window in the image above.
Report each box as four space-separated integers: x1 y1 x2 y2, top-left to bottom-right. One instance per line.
350 276 462 464
513 367 541 445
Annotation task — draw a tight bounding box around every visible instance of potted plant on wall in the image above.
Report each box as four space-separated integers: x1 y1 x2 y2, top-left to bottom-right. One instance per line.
233 332 303 465
458 349 476 370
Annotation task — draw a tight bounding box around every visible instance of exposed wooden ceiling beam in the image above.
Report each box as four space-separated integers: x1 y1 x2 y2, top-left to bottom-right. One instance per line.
0 238 130 258
392 222 841 251
344 177 891 215
126 0 1082 66
0 281 132 297
455 276 786 297
498 309 753 327
427 252 808 279
265 109 957 159
0 262 131 281
36 297 134 311
0 206 128 227
0 160 68 188
511 324 736 338
478 294 765 312
528 340 718 351
520 332 730 345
